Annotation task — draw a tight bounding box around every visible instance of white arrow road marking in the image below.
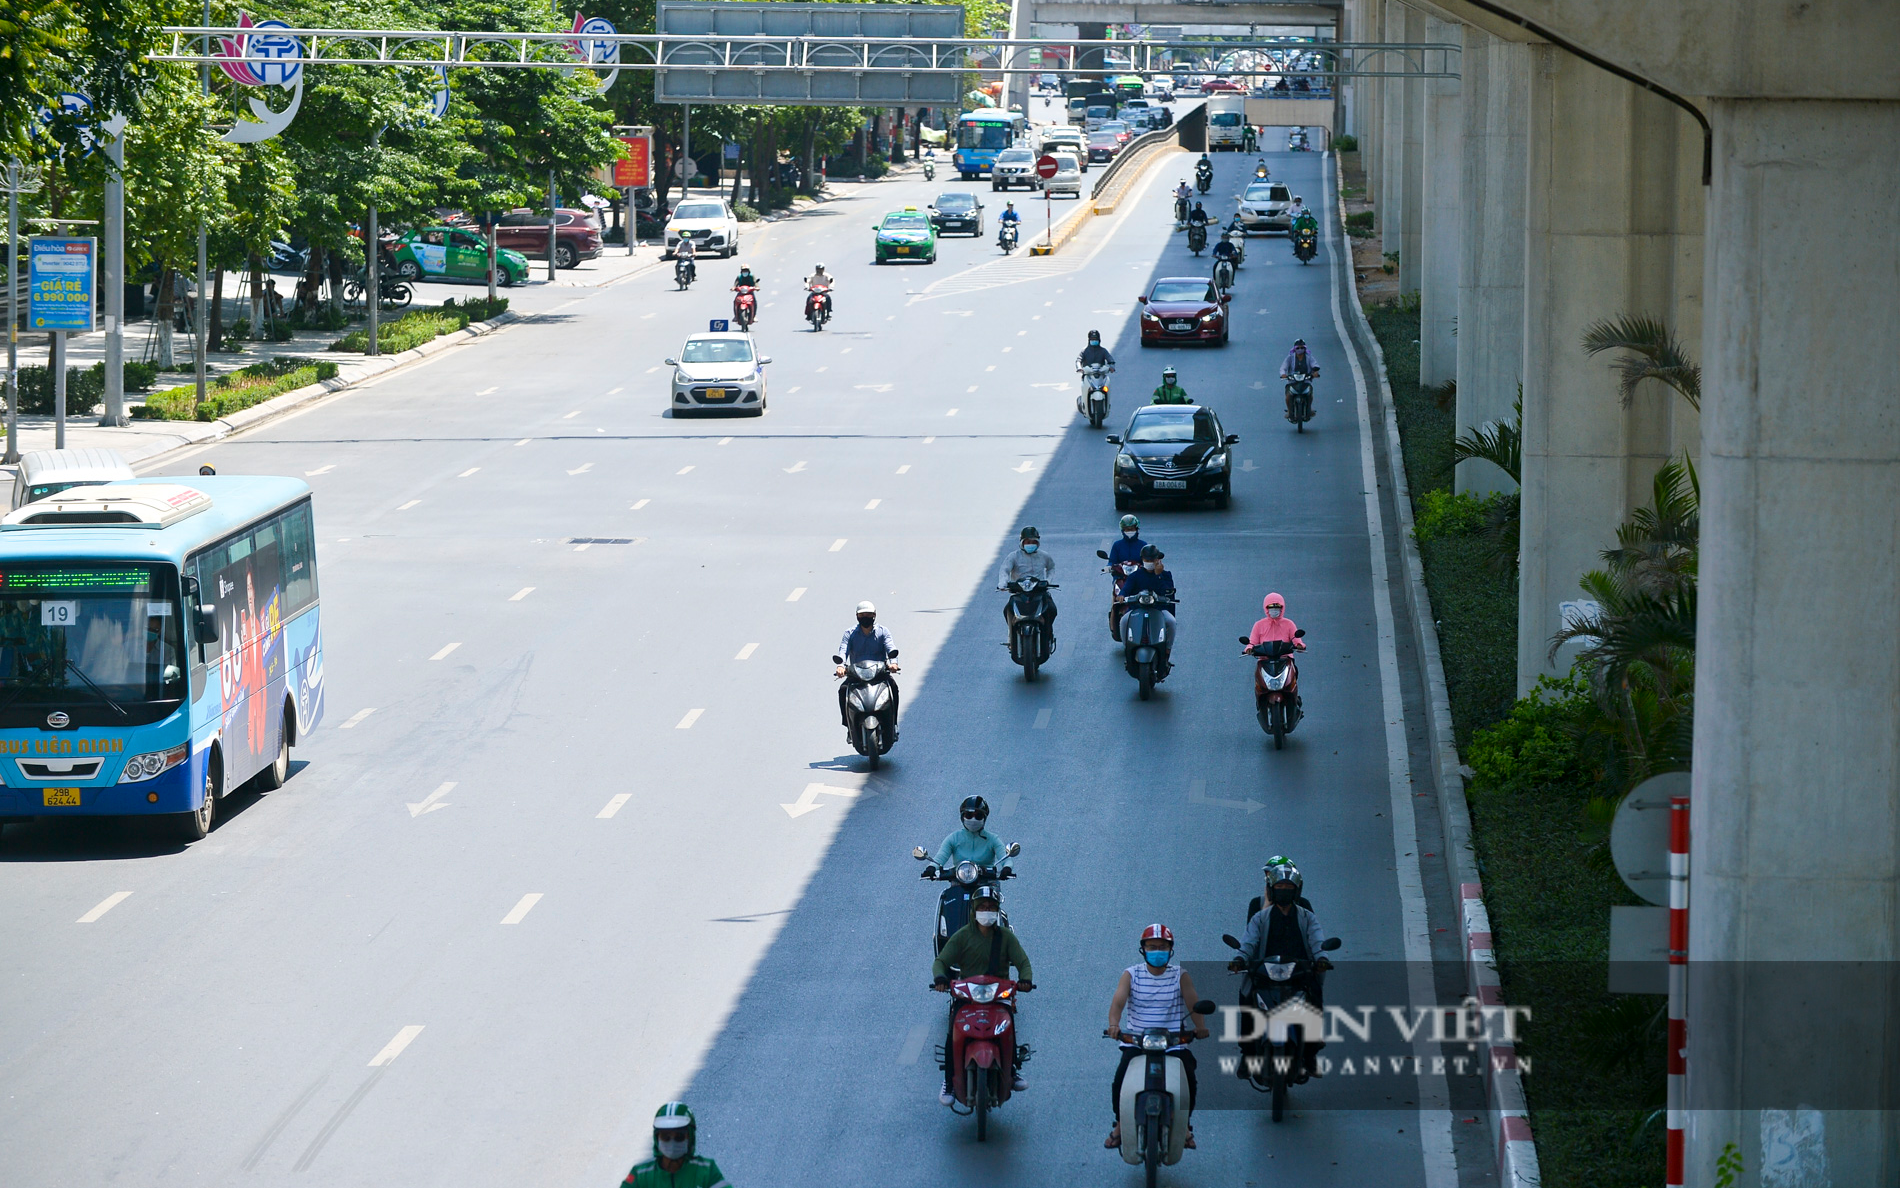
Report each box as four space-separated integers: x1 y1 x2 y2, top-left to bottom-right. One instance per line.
304 465 334 476
785 460 808 473
429 642 461 661
781 782 862 818
77 892 132 923
598 793 632 818
735 643 759 660
1013 460 1035 473
854 384 893 393
368 1026 424 1067
567 463 593 475
406 782 455 817
340 708 376 729
1189 777 1264 814
676 708 704 730
1240 459 1258 471
500 893 543 925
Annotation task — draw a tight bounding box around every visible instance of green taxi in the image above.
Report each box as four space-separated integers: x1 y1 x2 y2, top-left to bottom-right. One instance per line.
390 226 530 286
873 207 938 264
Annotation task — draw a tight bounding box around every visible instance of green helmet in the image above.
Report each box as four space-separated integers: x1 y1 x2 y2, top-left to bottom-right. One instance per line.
1119 514 1139 531
653 1101 697 1160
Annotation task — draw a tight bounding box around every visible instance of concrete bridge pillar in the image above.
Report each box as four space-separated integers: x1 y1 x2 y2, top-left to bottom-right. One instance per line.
1453 28 1528 495
1397 2 1424 294
1516 45 1702 691
1418 14 1461 387
1378 0 1406 260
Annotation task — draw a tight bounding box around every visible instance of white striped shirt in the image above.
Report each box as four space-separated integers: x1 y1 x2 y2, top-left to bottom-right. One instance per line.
1124 963 1186 1031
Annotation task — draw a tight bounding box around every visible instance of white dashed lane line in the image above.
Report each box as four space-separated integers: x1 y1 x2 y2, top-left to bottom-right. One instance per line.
597 793 631 819
677 466 694 475
735 643 759 660
509 587 535 601
500 894 543 925
304 465 334 476
787 587 806 601
368 1026 424 1067
896 465 910 474
339 709 376 729
429 642 461 661
632 499 650 509
458 467 479 478
830 539 847 552
864 499 881 510
397 500 420 511
676 708 705 730
77 892 132 924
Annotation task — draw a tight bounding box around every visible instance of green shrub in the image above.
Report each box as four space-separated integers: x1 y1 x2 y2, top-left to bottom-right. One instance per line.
733 203 761 222
134 356 339 422
444 295 508 323
1413 488 1489 543
1468 674 1592 794
1346 210 1374 238
1334 133 1359 152
329 304 474 354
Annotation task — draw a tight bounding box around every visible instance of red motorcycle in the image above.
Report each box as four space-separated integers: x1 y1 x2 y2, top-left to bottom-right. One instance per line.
941 975 1025 1140
804 283 831 331
1241 630 1305 749
732 283 759 330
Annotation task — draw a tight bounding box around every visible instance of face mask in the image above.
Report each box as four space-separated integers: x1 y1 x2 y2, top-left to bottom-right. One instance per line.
975 910 1000 927
1147 562 1161 573
1143 949 1172 969
656 1135 689 1160
1023 543 1038 554
963 817 984 833
858 619 875 631
1268 607 1282 619
1269 886 1298 906
1124 530 1137 539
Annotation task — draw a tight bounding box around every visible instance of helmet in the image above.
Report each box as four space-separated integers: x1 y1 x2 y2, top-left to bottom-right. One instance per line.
1020 525 1039 542
959 794 990 822
1263 591 1285 612
652 1101 697 1159
1119 514 1139 531
855 600 877 615
1265 861 1303 892
1161 366 1177 382
972 884 1003 908
815 262 825 270
1263 853 1296 872
1139 922 1175 948
1293 338 1306 348
1139 544 1164 562
1088 329 1101 343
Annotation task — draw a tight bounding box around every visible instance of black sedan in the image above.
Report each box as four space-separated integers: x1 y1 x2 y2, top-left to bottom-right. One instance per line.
1107 404 1239 510
926 192 984 237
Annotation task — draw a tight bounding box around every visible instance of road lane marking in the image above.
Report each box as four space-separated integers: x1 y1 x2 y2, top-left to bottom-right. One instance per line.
886 314 895 321
567 463 593 475
864 499 880 510
676 708 705 729
1188 777 1264 813
1001 346 1012 353
1241 459 1257 471
781 782 860 818
996 792 1021 817
854 383 893 393
967 385 978 392
573 543 591 552
897 1023 932 1065
340 708 376 729
1013 460 1035 473
1033 708 1051 729
597 793 632 818
304 465 334 476
718 436 733 445
922 436 935 444
946 409 958 417
985 365 995 371
1017 329 1028 335
458 467 479 478
632 499 650 509
509 587 535 601
515 438 531 446
735 643 759 660
500 893 543 925
677 465 694 475
785 461 807 472
429 642 462 661
816 366 828 372
840 347 852 354
788 386 802 394
77 891 132 923
478 386 498 395
406 782 455 817
563 410 580 419
646 365 659 373
830 539 847 552
368 1026 424 1067
397 500 420 510
896 464 910 474
608 386 623 395
787 587 806 601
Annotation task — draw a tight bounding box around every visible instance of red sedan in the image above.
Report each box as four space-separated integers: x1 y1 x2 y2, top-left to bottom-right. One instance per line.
1200 77 1243 94
1137 277 1231 346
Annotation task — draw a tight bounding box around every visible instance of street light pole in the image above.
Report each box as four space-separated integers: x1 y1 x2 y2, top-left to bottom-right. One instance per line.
367 126 383 357
195 0 209 413
4 167 20 464
546 168 557 282
100 119 127 426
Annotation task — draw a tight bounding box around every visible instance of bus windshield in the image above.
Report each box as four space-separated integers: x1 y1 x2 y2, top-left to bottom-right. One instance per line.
0 564 185 708
958 120 1015 151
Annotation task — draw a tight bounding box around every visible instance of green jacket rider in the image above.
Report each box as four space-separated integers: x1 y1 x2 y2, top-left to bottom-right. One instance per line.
1151 367 1190 404
622 1102 731 1188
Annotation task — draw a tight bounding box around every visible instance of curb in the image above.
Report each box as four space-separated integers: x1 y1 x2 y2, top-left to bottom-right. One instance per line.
1332 155 1543 1188
1033 137 1185 255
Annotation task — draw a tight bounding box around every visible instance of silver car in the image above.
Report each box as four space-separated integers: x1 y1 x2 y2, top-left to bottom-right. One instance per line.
991 147 1038 191
666 331 771 416
1236 180 1293 233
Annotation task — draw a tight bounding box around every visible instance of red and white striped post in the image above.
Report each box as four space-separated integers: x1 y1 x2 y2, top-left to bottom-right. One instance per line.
1665 788 1690 1187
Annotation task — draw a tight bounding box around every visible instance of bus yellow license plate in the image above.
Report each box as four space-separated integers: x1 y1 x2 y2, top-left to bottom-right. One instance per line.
42 787 81 807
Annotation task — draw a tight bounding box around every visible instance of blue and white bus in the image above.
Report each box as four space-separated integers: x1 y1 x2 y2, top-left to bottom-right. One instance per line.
0 476 322 841
952 109 1028 178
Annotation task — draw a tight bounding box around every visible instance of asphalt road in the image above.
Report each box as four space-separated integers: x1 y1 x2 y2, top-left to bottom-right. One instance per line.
0 137 1491 1188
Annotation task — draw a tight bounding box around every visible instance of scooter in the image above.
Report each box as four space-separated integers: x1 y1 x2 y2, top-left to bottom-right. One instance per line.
1212 256 1235 294
732 283 759 329
1254 159 1270 180
1186 222 1207 255
912 845 1019 953
804 283 832 331
1109 1002 1218 1188
1001 576 1058 681
999 222 1020 254
1225 222 1248 266
1222 932 1342 1122
923 157 936 181
1078 362 1112 428
1285 372 1317 432
674 254 696 290
1096 549 1140 639
1194 166 1212 194
1293 223 1318 264
834 652 899 769
941 975 1029 1140
1118 588 1176 700
1173 194 1190 227
1241 630 1305 749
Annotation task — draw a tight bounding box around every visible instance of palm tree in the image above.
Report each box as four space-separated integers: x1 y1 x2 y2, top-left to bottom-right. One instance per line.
1580 315 1701 411
1452 391 1522 573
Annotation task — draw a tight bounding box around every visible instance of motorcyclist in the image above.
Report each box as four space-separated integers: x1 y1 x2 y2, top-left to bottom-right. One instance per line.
1186 201 1210 231
732 265 758 290
1105 923 1210 1151
1077 328 1115 370
1253 158 1270 179
998 525 1058 640
1105 514 1147 639
1173 181 1193 221
1246 592 1305 651
1210 230 1240 279
803 263 833 316
1243 122 1259 152
1288 197 1318 237
1194 153 1213 189
933 884 1034 1104
1152 366 1190 405
1114 545 1176 640
621 1102 731 1188
835 600 899 729
998 202 1022 245
930 794 1015 874
1279 339 1320 421
673 236 697 281
1231 861 1330 1080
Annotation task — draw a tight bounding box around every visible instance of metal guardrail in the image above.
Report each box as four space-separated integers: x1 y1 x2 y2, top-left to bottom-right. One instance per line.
1089 124 1178 203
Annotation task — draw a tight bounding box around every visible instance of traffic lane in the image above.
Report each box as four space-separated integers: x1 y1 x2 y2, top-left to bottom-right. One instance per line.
675 155 1435 1184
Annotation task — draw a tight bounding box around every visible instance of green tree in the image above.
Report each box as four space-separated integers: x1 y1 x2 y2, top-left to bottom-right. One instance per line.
1 0 179 153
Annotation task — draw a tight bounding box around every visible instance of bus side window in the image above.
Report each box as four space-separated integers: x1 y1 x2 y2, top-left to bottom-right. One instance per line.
190 551 225 661
281 502 317 614
251 516 285 614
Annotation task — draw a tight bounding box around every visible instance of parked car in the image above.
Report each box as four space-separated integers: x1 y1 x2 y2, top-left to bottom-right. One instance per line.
926 192 984 236
391 226 530 286
1106 404 1239 510
664 198 741 259
1041 152 1083 197
991 147 1038 191
494 208 603 269
1136 276 1231 347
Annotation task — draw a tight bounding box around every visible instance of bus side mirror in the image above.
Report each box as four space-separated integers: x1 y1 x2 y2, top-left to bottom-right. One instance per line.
193 606 220 645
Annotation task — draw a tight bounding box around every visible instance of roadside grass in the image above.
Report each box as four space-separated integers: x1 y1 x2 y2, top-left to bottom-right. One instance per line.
330 296 508 354
135 356 339 422
1364 299 1665 1187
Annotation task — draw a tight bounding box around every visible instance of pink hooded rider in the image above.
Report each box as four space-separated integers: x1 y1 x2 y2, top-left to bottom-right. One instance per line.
1247 592 1305 649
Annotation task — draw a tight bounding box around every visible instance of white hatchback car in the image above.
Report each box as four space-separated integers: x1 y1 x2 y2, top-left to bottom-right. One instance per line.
666 331 771 416
1041 152 1084 197
665 198 740 259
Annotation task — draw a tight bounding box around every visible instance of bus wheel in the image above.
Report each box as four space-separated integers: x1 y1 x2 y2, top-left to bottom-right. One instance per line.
256 700 292 791
173 753 219 842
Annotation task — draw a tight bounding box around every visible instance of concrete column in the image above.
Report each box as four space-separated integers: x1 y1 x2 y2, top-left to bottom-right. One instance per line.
1378 0 1405 257
1359 0 1383 205
1516 46 1703 691
1453 30 1528 494
1005 0 1031 115
1418 15 1461 387
1688 97 1900 1188
1397 3 1424 294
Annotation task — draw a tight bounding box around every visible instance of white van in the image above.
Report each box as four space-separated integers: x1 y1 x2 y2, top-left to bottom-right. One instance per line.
1207 95 1247 150
11 448 136 510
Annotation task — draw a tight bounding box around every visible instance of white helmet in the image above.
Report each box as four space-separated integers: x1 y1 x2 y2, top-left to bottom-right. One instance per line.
856 601 877 615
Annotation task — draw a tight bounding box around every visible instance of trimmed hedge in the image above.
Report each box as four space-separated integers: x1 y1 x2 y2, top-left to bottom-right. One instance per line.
329 296 507 354
12 361 161 415
134 356 339 422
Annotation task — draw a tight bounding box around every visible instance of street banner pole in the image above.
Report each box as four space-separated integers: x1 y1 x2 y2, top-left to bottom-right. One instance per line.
366 202 379 356
4 171 20 464
101 121 127 426
28 235 97 450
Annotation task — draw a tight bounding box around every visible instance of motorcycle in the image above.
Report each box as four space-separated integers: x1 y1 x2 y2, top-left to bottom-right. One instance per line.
1222 931 1342 1122
923 157 936 181
342 270 413 312
912 845 1020 954
1212 256 1235 293
804 283 832 331
1285 372 1316 431
1078 362 1112 429
1240 630 1305 748
1225 222 1247 266
674 254 696 290
1001 575 1059 680
1194 166 1212 194
1096 548 1140 639
941 974 1029 1139
1109 1003 1218 1188
1186 222 1207 255
1293 223 1318 264
1118 588 1176 700
1173 194 1190 226
1254 159 1270 180
999 222 1020 254
732 283 759 329
834 651 899 769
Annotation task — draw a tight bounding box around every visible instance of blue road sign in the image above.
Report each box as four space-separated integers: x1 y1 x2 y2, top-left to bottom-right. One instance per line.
27 237 96 333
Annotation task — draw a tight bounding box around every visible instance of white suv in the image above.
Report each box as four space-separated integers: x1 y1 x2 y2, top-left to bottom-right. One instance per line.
1037 127 1089 171
991 147 1038 191
664 198 740 259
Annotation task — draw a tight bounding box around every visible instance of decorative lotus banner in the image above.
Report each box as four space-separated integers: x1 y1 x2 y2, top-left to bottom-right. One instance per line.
214 13 306 143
